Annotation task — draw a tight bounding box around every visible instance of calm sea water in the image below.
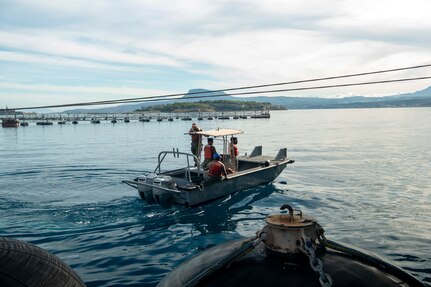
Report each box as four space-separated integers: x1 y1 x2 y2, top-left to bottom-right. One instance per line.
1 108 430 286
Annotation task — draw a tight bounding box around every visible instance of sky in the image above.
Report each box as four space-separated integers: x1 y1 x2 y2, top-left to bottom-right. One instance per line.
1 0 431 109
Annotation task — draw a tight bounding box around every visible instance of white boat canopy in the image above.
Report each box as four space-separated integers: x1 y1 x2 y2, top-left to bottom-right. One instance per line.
195 128 243 137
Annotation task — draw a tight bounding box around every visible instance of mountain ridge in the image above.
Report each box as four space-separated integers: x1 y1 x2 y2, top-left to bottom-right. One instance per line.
62 86 431 113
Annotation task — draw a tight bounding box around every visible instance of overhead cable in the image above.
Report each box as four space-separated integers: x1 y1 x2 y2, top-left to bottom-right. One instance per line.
9 63 431 110
91 75 431 105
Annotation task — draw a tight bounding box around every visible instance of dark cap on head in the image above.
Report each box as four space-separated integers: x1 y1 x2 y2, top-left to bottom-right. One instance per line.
208 137 214 142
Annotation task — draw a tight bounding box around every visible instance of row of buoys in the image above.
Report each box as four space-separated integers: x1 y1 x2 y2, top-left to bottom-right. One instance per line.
5 114 269 127
4 111 270 127
140 115 252 121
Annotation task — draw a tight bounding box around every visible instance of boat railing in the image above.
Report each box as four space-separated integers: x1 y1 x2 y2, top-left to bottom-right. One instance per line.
155 149 202 182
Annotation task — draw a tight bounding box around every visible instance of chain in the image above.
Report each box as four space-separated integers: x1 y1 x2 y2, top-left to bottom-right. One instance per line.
302 237 333 287
254 233 264 246
316 223 327 245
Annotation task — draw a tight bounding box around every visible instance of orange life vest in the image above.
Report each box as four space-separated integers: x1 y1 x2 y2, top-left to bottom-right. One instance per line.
208 161 223 177
232 145 238 156
204 145 214 159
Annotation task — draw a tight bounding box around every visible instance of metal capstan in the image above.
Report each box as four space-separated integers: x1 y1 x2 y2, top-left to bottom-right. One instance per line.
259 204 325 255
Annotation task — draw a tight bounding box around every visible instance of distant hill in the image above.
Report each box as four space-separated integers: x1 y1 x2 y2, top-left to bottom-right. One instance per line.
137 100 285 113
62 86 431 113
182 89 230 101
236 86 431 109
63 89 234 113
225 86 431 109
238 95 431 109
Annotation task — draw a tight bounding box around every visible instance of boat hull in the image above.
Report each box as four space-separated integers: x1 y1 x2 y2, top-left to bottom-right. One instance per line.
173 162 288 206
123 145 292 207
1 123 19 128
1 119 19 128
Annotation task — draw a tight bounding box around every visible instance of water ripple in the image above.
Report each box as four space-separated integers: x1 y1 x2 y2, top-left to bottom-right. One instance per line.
1 109 430 285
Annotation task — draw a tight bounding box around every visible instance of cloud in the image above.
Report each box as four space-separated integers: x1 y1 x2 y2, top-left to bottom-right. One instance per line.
1 0 431 107
141 28 431 95
0 82 172 108
0 30 181 67
0 51 136 71
0 82 165 95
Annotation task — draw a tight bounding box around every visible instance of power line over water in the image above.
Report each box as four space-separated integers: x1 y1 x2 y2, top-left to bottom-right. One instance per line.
6 63 431 111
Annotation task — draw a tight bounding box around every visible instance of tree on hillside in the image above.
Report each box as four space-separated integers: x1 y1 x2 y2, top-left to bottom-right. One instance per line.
135 100 285 112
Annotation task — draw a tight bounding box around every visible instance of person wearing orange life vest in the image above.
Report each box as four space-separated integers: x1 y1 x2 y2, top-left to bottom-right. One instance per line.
207 153 228 181
201 137 217 169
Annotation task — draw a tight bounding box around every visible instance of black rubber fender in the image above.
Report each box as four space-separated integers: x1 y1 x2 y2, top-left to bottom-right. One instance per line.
0 237 86 287
158 237 426 287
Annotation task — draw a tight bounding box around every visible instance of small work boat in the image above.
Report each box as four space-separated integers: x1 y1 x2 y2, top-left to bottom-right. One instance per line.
158 204 426 287
123 128 294 206
1 118 19 128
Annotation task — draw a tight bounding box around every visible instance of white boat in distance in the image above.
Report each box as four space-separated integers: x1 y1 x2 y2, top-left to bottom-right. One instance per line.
122 128 294 206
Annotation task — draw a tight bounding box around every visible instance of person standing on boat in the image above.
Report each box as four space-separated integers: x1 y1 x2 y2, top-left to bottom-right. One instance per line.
189 123 202 164
207 153 228 181
229 137 239 172
202 137 216 169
